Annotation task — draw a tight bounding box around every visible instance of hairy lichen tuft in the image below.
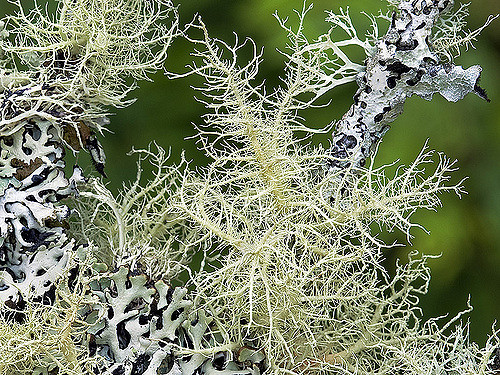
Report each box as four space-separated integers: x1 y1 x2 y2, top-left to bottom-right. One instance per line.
430 3 498 61
0 0 178 139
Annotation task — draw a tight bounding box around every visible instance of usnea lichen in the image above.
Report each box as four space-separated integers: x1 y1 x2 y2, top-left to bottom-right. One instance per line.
0 0 499 375
72 144 192 282
158 3 498 371
430 3 498 61
1 0 178 104
0 0 178 139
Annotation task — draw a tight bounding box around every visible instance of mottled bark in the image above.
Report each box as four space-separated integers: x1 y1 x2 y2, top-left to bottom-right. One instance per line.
329 0 486 171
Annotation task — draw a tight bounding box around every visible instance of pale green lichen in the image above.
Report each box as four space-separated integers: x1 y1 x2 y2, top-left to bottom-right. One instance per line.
431 3 498 61
272 4 379 105
1 1 499 374
0 0 178 138
71 144 191 282
1 0 177 107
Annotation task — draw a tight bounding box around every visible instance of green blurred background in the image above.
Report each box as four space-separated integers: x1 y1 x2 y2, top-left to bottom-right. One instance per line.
1 0 498 344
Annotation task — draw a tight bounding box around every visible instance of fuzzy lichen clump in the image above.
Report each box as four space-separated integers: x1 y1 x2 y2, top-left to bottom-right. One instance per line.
0 0 499 375
430 3 498 61
0 0 178 139
1 0 177 103
72 145 193 281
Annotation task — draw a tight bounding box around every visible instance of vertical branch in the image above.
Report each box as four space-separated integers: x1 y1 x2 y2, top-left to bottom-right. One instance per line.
329 0 487 171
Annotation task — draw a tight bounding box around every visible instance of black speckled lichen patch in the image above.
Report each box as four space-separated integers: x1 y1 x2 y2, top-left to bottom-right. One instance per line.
329 0 486 171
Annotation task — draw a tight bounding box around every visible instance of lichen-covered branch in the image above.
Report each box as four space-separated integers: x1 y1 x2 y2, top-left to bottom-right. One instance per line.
0 1 499 375
329 0 491 171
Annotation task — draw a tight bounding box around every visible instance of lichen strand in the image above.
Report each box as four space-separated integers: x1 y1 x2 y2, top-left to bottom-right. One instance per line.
329 0 486 171
430 3 498 61
175 4 378 209
72 145 193 279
